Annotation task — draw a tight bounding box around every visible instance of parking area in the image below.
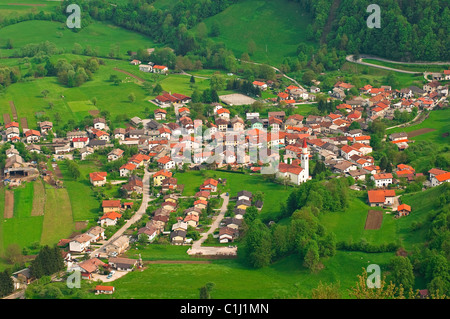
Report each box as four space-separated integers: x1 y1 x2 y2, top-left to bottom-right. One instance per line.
91 270 128 282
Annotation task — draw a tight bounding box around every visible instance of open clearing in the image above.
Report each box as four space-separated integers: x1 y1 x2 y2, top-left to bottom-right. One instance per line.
364 210 383 230
219 93 256 106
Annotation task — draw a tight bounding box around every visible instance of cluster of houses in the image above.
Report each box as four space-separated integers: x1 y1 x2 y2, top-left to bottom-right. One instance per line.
218 190 263 243
130 58 169 75
168 178 219 245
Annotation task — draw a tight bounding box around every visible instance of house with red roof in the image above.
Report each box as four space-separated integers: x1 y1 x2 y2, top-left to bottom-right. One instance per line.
25 129 41 143
253 81 267 90
102 200 122 213
353 135 371 145
99 211 122 227
200 178 219 192
154 108 167 120
396 204 411 218
277 92 289 100
430 171 450 187
367 189 396 207
89 172 107 187
152 65 168 74
157 156 176 170
73 137 89 149
120 162 137 177
444 70 450 80
340 145 362 160
216 107 231 120
95 285 115 294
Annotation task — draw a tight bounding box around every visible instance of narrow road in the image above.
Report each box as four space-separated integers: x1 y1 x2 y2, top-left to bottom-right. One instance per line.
237 59 304 89
178 70 210 80
89 169 153 258
187 193 237 256
346 55 421 74
192 192 229 249
113 67 145 82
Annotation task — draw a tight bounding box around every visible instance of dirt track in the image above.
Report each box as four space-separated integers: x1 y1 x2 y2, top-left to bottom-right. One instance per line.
407 128 436 138
3 113 11 125
9 101 17 120
113 68 145 82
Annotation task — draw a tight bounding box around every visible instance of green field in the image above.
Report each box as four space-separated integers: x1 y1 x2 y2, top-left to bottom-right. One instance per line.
388 107 450 146
0 20 156 59
86 251 394 299
0 0 59 21
40 187 75 246
196 0 317 66
58 160 102 222
0 56 159 129
320 192 397 246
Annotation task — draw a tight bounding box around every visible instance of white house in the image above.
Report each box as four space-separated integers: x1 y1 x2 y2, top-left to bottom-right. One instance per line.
371 173 393 188
69 234 92 253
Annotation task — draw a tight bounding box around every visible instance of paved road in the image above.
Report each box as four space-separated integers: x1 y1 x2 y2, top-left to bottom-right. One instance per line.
89 169 153 258
192 193 229 248
346 55 421 74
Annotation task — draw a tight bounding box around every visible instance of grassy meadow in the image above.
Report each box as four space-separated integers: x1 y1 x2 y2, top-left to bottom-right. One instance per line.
388 107 450 146
0 20 156 59
84 251 394 299
195 0 317 66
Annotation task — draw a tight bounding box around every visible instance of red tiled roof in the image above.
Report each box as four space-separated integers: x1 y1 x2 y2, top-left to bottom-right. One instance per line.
397 204 411 212
436 172 450 182
90 172 107 182
102 200 121 208
100 211 122 220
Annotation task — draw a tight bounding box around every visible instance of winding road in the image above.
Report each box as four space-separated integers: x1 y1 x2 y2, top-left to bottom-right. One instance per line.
346 54 450 75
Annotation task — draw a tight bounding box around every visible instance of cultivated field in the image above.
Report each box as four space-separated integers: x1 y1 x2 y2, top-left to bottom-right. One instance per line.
364 210 383 230
3 189 14 218
406 128 436 138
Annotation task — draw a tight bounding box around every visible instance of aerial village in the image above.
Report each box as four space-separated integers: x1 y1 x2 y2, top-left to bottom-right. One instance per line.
3 61 450 294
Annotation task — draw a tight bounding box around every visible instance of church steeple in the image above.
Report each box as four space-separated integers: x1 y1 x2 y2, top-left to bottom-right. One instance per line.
301 139 309 180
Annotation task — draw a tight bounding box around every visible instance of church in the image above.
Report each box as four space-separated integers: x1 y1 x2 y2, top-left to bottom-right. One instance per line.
276 138 311 185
